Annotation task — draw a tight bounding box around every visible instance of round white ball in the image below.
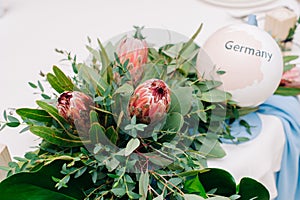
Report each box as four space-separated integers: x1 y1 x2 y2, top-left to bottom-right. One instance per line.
197 24 283 107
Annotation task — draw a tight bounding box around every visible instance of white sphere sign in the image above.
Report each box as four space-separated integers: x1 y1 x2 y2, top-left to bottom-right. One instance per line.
197 24 283 107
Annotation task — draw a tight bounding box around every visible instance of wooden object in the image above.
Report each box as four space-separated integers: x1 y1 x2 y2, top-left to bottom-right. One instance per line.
0 144 11 181
264 7 297 41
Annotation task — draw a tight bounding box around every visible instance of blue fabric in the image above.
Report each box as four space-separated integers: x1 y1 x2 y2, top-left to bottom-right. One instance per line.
257 95 300 200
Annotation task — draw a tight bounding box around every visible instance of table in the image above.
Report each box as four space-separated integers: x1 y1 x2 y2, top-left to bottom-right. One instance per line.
0 0 299 199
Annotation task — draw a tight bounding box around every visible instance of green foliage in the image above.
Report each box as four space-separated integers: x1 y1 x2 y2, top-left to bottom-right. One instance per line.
0 26 270 200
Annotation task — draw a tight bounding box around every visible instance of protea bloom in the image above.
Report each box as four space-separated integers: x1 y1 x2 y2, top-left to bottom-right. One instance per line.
116 26 148 84
280 67 300 88
128 79 171 124
57 91 94 133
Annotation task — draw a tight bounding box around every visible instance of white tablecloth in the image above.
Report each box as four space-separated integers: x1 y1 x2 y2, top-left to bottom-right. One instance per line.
0 0 299 198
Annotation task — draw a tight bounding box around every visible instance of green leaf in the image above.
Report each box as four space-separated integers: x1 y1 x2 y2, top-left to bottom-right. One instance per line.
77 64 108 95
283 55 299 63
275 86 300 96
198 133 226 158
198 168 236 197
28 82 38 89
53 66 74 91
74 167 87 178
127 191 141 199
172 87 193 115
113 83 134 95
283 64 295 72
0 184 77 200
183 194 205 200
201 89 231 103
237 177 270 200
106 126 118 144
111 187 126 197
125 138 140 156
89 123 109 145
29 126 85 147
179 24 203 55
16 108 52 123
98 38 113 83
163 112 184 132
38 80 44 92
6 122 20 127
0 160 94 200
139 172 149 200
36 100 68 129
47 73 65 93
184 174 207 198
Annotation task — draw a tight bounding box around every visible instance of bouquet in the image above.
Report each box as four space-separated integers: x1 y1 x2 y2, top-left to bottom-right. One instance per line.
0 26 270 200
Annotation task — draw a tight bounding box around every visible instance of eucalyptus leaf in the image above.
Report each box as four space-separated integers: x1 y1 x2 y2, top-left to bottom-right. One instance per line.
163 112 184 132
201 89 231 103
125 138 140 156
139 172 149 200
183 194 205 200
172 87 193 115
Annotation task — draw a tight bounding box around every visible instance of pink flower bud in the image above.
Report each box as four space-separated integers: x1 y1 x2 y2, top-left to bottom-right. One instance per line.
128 79 171 124
116 36 148 84
57 91 93 133
280 67 300 88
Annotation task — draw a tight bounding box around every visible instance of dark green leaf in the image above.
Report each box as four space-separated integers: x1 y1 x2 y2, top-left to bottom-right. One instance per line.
6 122 20 127
0 160 94 200
3 110 7 121
16 108 52 123
41 94 51 99
198 168 236 197
237 177 270 200
28 82 38 89
106 126 118 144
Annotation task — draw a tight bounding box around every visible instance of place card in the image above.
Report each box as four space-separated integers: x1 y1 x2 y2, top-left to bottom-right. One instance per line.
0 144 11 181
264 7 298 41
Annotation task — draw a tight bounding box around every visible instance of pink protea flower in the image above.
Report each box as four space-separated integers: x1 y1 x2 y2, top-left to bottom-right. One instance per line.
116 26 148 84
128 79 171 124
57 91 94 133
280 67 300 88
